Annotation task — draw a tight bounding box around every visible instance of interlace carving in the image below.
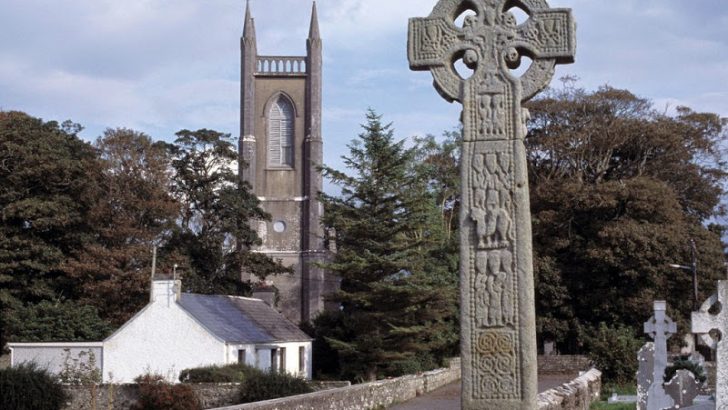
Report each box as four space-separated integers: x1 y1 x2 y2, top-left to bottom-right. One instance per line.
408 0 575 407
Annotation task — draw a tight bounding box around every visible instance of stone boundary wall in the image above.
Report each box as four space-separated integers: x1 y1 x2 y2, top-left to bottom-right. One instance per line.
63 379 353 410
62 358 599 410
210 358 462 410
63 383 242 410
538 355 592 374
537 368 602 410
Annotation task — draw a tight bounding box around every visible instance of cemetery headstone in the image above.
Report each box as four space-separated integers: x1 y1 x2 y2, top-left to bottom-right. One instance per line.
637 342 655 410
644 300 677 410
408 1 575 408
692 280 728 409
665 369 701 409
544 340 555 356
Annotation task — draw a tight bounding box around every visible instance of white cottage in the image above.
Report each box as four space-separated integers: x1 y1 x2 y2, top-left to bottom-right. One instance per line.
9 280 313 383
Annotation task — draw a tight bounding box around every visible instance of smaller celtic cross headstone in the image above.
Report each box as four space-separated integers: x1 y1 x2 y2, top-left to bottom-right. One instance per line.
692 280 728 409
665 369 701 409
644 300 677 410
637 342 655 410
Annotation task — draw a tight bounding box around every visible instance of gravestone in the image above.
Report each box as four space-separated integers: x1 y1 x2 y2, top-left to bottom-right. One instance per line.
665 369 701 409
644 300 677 410
692 280 728 409
408 1 575 408
637 342 655 410
543 340 555 356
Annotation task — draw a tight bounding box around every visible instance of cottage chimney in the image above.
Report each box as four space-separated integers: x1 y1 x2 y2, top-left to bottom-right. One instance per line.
252 288 276 307
151 279 182 306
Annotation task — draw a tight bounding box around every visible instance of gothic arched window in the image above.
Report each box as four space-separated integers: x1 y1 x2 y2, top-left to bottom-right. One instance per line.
268 96 294 167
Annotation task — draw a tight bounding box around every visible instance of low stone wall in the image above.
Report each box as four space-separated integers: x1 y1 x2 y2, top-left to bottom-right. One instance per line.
63 384 139 410
210 359 462 410
538 355 592 374
537 368 602 410
310 380 352 391
63 358 599 410
63 383 241 410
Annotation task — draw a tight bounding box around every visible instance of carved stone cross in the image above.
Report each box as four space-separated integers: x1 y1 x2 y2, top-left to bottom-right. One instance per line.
692 280 728 409
636 342 655 410
408 1 575 409
664 370 701 409
643 300 676 410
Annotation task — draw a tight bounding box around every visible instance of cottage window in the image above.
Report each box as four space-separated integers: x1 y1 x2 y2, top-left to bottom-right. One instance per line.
279 347 286 373
238 349 246 364
268 96 294 167
298 346 305 374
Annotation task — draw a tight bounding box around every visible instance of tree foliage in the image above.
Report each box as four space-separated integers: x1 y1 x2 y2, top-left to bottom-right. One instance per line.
65 128 179 326
163 129 288 296
0 113 282 345
525 83 727 350
316 110 458 381
0 111 102 346
5 300 112 342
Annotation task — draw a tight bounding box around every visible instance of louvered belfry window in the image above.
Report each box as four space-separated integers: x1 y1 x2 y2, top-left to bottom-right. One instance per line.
268 96 294 167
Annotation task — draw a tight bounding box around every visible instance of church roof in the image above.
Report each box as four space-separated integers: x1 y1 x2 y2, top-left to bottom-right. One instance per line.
178 293 312 344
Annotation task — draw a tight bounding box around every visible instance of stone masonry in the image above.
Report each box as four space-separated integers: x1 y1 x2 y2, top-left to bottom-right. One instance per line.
408 0 575 408
692 280 728 409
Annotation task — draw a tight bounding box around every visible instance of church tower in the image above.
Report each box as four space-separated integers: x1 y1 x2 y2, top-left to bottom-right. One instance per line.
239 1 332 324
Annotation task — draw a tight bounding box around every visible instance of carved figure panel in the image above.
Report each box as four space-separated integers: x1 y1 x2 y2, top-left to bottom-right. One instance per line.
408 0 575 407
475 250 515 328
470 148 514 249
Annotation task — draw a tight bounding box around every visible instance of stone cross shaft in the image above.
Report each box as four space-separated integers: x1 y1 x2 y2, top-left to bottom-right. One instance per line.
408 1 575 409
692 280 728 408
643 300 676 410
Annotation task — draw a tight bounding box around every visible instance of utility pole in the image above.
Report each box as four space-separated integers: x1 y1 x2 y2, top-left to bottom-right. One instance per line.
668 239 699 311
690 239 698 311
669 239 700 353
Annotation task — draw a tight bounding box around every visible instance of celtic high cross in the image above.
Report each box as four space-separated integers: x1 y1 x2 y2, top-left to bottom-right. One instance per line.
408 1 575 409
692 281 728 409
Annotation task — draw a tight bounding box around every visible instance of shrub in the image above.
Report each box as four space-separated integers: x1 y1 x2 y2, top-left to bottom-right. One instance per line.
131 374 201 410
5 300 113 343
179 363 260 383
381 353 439 378
664 356 707 384
238 370 313 403
585 323 643 384
59 348 102 385
0 363 68 410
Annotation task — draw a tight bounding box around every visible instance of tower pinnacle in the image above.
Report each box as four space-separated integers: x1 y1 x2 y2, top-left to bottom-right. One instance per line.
308 2 320 40
243 0 256 39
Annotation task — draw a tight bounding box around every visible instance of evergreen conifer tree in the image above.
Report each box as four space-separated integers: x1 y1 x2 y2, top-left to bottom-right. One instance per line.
318 110 457 381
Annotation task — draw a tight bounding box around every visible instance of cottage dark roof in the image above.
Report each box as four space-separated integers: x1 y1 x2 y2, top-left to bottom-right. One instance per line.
178 294 312 344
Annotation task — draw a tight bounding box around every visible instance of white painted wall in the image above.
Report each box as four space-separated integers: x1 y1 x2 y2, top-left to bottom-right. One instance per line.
102 281 225 383
228 342 311 379
9 343 102 376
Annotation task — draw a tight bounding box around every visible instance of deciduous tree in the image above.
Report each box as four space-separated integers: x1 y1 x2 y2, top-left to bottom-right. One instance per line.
525 83 727 350
0 111 105 346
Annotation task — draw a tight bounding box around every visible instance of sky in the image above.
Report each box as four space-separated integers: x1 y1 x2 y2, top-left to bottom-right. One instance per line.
1 0 727 180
